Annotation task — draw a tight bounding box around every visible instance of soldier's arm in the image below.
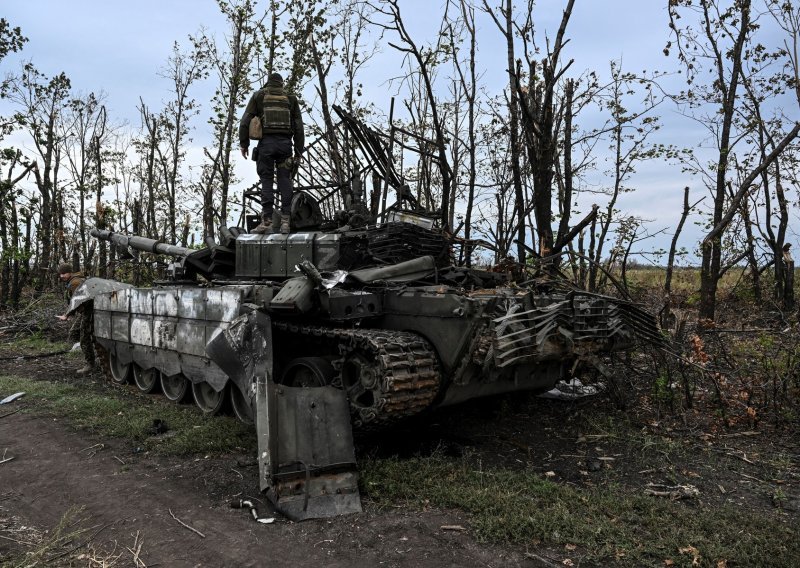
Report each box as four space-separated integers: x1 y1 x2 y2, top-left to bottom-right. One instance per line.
239 92 260 150
292 98 305 156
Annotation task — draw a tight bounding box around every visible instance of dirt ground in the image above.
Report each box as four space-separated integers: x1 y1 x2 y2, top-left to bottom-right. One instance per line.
0 411 534 568
1 343 798 567
0 347 554 568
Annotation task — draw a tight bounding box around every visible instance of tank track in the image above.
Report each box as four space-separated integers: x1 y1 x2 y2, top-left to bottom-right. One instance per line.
274 322 442 428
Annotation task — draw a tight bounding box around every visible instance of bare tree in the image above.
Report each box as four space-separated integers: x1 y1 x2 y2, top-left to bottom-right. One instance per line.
481 0 529 263
517 0 576 259
59 92 109 270
5 63 72 286
758 0 800 309
307 3 346 189
587 63 666 291
667 0 800 320
335 1 379 115
0 149 34 308
156 41 208 244
367 0 454 229
449 0 480 265
197 0 265 237
473 106 520 262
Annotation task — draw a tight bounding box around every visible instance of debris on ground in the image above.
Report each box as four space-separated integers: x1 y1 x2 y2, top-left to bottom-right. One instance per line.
231 498 275 524
539 379 603 401
643 483 700 500
0 392 25 405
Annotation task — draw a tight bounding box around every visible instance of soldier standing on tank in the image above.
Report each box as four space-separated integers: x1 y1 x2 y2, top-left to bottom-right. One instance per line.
239 72 305 235
55 263 96 376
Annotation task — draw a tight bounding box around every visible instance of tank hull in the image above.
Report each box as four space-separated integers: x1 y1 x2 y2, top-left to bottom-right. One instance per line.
91 279 659 425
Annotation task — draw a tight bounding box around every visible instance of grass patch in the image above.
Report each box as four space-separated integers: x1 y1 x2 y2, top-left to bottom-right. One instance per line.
0 375 255 456
1 334 71 354
361 454 798 567
1 506 89 568
0 505 134 567
624 266 800 299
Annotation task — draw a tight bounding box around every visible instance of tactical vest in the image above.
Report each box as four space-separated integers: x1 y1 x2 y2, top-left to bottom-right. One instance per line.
261 88 292 134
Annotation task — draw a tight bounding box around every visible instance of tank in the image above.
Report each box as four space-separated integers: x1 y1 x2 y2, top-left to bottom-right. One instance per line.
79 107 661 521
89 220 660 417
85 215 660 520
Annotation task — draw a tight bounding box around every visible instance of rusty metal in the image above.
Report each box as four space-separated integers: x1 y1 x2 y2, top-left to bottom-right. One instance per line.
273 323 441 429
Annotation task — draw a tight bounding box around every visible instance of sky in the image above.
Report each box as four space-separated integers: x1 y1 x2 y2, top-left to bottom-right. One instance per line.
2 0 792 263
1 1 675 119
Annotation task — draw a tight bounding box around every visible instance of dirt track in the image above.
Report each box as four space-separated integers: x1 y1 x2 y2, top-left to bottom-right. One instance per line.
0 342 544 567
0 408 538 567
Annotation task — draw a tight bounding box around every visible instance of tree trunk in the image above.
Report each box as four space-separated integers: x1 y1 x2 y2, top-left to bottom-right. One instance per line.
665 187 692 295
502 2 526 264
697 1 751 320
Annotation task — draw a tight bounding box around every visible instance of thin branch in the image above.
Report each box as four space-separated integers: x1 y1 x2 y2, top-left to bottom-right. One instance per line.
168 508 205 538
704 122 800 245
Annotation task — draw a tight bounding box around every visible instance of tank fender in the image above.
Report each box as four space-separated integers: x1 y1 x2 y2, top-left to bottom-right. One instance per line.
256 379 362 520
69 277 133 315
379 293 493 374
206 308 272 401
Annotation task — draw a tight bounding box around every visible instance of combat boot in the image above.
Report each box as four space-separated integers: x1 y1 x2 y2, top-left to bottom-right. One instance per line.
76 362 96 376
280 214 291 234
251 215 273 235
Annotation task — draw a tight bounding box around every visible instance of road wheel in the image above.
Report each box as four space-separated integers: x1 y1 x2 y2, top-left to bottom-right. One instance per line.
230 384 254 424
161 373 190 402
192 381 227 415
133 365 160 394
279 357 336 388
108 351 131 385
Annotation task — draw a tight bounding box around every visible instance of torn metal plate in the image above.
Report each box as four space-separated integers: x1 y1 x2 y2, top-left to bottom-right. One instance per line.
257 379 361 521
69 278 133 315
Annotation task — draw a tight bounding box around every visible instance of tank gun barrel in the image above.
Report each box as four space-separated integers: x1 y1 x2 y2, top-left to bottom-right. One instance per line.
90 228 195 258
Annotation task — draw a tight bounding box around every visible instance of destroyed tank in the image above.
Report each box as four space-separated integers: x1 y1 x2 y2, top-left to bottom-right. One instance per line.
89 214 660 428
86 208 660 520
79 106 661 521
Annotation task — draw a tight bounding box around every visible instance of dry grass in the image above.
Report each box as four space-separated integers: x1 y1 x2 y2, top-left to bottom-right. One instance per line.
623 265 800 302
0 505 141 568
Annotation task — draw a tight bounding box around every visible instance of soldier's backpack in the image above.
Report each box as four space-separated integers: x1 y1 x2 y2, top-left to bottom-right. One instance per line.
261 90 293 134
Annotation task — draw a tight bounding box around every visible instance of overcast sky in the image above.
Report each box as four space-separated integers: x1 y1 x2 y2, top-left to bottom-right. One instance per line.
1 1 675 119
4 0 788 261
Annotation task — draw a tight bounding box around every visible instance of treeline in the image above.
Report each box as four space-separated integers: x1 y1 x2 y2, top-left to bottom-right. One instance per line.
0 0 799 322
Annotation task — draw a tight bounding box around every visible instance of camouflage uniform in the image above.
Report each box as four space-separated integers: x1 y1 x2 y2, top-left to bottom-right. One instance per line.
64 272 95 368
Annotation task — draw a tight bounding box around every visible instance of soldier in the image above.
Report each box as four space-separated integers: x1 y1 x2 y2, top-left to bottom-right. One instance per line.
55 263 96 376
239 72 305 234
